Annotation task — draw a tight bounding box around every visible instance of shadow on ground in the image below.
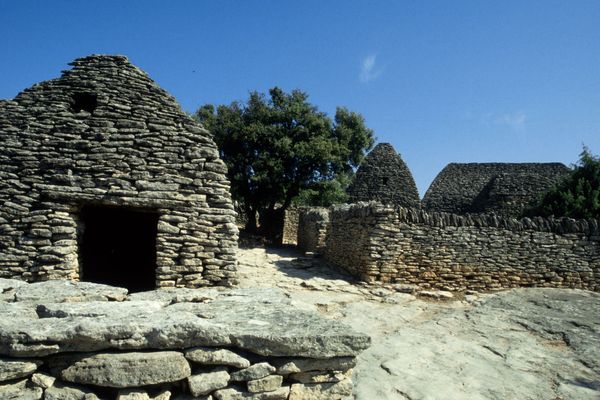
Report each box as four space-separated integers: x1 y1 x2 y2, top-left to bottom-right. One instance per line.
266 245 358 284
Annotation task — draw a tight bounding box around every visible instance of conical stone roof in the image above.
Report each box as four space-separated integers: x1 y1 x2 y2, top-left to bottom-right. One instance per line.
347 143 420 207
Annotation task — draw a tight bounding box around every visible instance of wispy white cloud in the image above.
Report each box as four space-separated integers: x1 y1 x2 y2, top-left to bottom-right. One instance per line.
494 112 526 131
359 54 384 83
465 110 527 131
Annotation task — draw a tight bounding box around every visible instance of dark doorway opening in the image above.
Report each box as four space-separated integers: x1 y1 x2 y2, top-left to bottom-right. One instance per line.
80 205 158 292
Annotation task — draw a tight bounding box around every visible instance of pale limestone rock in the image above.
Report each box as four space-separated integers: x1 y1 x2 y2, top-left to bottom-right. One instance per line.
273 357 356 374
0 379 41 400
152 390 172 400
247 375 283 393
187 370 230 396
0 387 43 400
50 351 191 388
117 389 151 400
213 386 290 400
418 290 454 300
0 358 40 381
288 379 353 400
30 372 56 389
14 280 127 303
230 363 275 382
44 383 101 400
0 287 370 359
289 369 350 384
185 347 250 368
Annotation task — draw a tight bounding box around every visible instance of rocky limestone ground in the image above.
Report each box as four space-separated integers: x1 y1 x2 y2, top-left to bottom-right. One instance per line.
236 245 600 400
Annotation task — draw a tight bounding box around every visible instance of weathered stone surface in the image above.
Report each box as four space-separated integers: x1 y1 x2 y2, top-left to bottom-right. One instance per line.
352 288 600 400
44 383 101 400
185 347 250 368
0 379 29 398
230 363 275 382
188 370 230 396
14 281 127 303
289 370 350 384
0 386 43 400
0 358 40 381
36 300 167 318
49 351 191 388
0 303 38 320
0 279 27 302
418 290 454 300
213 387 290 400
273 357 356 374
128 288 218 304
288 379 353 400
117 389 151 400
153 391 172 400
0 286 370 359
247 375 283 393
171 394 211 400
30 372 55 389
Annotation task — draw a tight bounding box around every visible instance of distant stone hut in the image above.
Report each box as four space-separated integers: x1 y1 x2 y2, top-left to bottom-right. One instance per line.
347 143 420 208
0 55 238 291
422 163 570 217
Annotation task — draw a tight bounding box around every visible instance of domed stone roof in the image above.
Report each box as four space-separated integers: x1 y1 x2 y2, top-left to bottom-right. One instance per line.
422 162 570 216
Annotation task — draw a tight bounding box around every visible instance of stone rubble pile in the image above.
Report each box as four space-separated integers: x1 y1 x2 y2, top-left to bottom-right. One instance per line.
0 280 370 399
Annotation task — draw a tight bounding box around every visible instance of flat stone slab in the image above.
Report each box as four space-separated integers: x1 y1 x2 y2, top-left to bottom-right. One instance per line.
0 282 370 359
49 351 191 388
13 280 128 303
0 358 41 381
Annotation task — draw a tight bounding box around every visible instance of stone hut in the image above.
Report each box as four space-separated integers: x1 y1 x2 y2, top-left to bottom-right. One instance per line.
422 162 570 217
347 143 420 207
0 55 238 291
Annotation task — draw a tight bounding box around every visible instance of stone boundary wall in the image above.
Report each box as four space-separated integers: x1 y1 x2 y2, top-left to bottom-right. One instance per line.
324 202 600 292
297 208 330 254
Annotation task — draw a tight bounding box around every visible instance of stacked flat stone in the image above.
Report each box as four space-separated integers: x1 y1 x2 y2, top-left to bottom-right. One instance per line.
297 208 329 254
0 55 238 287
347 143 420 208
281 207 302 245
423 162 570 217
320 202 600 292
0 280 370 399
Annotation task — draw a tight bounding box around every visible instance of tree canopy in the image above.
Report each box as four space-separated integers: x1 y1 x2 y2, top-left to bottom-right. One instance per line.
196 87 374 234
528 147 600 219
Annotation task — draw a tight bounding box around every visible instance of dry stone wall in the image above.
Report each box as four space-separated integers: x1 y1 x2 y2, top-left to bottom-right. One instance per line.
0 55 238 288
0 280 370 399
324 203 600 292
297 208 329 254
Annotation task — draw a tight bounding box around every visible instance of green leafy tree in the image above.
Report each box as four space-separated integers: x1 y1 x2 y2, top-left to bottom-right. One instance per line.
529 147 600 219
196 87 374 235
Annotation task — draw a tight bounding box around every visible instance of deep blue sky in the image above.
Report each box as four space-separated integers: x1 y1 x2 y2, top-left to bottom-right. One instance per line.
1 1 599 195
